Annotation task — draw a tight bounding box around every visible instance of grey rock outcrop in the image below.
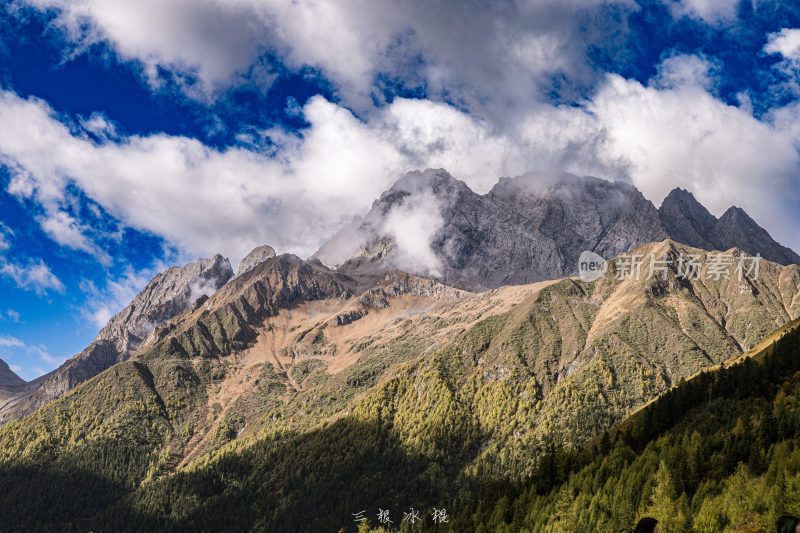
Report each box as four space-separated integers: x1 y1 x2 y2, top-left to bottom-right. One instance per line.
709 207 800 265
0 360 25 404
236 245 277 277
0 254 234 422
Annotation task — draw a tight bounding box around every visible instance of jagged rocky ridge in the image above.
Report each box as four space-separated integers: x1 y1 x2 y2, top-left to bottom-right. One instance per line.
659 187 800 265
312 169 799 290
0 254 234 423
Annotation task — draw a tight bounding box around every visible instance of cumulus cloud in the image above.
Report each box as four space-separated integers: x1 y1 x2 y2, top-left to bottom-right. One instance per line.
765 28 800 61
664 0 740 24
0 259 65 294
18 0 271 98
584 72 800 249
381 188 446 277
15 0 636 113
3 46 800 266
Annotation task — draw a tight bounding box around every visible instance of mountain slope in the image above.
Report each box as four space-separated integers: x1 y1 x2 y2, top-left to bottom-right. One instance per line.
0 254 234 423
445 317 800 532
1 242 799 531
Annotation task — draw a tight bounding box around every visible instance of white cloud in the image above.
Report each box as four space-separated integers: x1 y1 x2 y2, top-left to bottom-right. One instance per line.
653 54 720 90
0 258 65 294
35 210 111 264
381 189 445 277
765 28 800 61
19 0 272 98
580 72 800 250
33 345 62 365
664 0 739 24
0 334 64 373
79 267 156 329
1 48 800 268
0 223 11 252
4 310 21 322
16 0 635 113
0 335 25 348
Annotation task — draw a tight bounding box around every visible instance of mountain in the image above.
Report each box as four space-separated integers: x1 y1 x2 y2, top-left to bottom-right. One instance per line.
314 169 669 290
1 242 799 530
313 169 799 291
659 187 800 265
235 244 276 277
0 254 234 423
657 187 717 251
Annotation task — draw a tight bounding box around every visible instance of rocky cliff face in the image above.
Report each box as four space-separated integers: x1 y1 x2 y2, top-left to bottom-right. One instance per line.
0 254 234 422
658 188 800 265
315 170 800 290
709 206 800 265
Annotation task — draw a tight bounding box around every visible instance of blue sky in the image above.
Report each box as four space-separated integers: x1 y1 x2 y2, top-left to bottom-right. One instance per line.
1 0 800 380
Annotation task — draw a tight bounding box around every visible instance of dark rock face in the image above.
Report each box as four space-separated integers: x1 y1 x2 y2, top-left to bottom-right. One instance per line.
316 169 668 290
0 360 23 389
659 189 800 265
708 207 800 265
0 360 25 404
0 254 234 422
658 188 717 251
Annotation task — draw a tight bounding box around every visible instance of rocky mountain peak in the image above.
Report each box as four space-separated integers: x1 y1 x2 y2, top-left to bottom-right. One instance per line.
318 170 668 290
96 253 234 353
710 206 800 265
658 189 800 266
235 245 277 277
0 253 234 422
658 187 717 250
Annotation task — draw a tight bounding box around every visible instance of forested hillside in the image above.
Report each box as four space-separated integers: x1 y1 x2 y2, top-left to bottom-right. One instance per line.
434 319 800 532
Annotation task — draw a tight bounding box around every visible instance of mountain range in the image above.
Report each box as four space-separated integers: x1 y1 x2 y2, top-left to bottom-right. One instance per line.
1 169 799 531
313 169 799 290
5 169 797 423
